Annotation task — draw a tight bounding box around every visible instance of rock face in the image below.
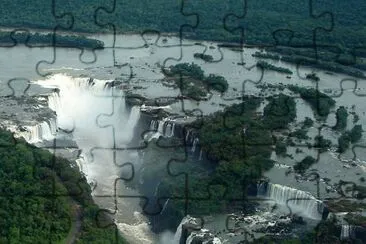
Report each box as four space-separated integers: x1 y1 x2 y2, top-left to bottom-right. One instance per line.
173 216 221 244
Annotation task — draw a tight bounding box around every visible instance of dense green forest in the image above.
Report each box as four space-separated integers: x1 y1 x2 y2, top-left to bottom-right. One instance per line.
0 0 365 48
1 0 366 63
0 129 126 243
137 94 296 229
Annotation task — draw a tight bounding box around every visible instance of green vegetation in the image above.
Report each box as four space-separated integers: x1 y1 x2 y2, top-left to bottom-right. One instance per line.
338 125 363 153
302 117 314 129
275 140 287 156
351 112 360 124
256 61 293 74
263 94 296 129
143 95 297 223
205 74 229 93
326 200 366 212
0 31 104 49
1 0 366 51
345 213 366 226
0 129 126 244
165 63 229 99
338 132 351 153
314 135 332 153
289 129 309 140
333 106 348 130
278 52 366 78
293 156 316 174
252 51 280 60
2 0 366 76
287 85 336 118
193 53 214 62
350 124 363 143
305 73 320 82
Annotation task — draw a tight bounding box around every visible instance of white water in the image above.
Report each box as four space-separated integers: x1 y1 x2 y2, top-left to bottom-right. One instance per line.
24 118 57 143
191 138 199 153
173 216 191 244
34 73 155 244
341 224 354 240
261 183 325 220
147 118 176 140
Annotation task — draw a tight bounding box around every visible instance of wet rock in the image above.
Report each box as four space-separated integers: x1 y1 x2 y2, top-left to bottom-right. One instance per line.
291 215 306 225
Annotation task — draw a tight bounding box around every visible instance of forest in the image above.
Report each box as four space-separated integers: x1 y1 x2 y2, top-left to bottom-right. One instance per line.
136 94 296 230
0 129 126 243
1 0 366 67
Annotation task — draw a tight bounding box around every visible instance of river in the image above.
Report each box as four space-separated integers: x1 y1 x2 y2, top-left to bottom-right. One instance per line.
1 33 365 243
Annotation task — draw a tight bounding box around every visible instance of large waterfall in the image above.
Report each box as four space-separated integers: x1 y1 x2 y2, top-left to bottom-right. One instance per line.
34 74 155 244
259 183 325 220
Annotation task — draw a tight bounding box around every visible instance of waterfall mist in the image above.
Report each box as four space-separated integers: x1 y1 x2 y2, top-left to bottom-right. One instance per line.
35 74 155 243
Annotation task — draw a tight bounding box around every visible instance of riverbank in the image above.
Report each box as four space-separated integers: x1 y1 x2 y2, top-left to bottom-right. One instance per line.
1 24 365 79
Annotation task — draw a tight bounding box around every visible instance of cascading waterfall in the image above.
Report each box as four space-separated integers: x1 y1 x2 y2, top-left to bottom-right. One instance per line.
34 73 155 244
259 183 325 220
26 118 57 143
121 106 141 143
341 225 355 240
185 129 192 144
147 118 176 140
191 138 199 153
257 182 267 196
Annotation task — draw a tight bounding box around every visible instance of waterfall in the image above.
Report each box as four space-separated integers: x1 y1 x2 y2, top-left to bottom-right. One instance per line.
34 73 154 243
341 225 355 240
75 155 87 175
123 106 141 142
147 118 176 140
257 182 267 196
160 199 169 215
185 129 191 144
165 123 172 137
170 123 175 137
25 118 57 143
259 183 325 220
191 138 199 153
150 120 157 130
199 150 203 161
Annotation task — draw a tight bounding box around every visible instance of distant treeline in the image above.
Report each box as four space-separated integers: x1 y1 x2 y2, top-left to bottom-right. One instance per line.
0 31 104 49
0 1 365 51
1 0 366 73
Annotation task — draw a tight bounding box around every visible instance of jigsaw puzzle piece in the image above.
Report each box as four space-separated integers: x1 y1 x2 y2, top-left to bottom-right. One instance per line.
5 78 31 97
53 0 105 33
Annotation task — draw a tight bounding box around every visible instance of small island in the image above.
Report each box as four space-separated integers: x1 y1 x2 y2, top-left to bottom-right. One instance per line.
163 62 229 100
256 61 293 74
